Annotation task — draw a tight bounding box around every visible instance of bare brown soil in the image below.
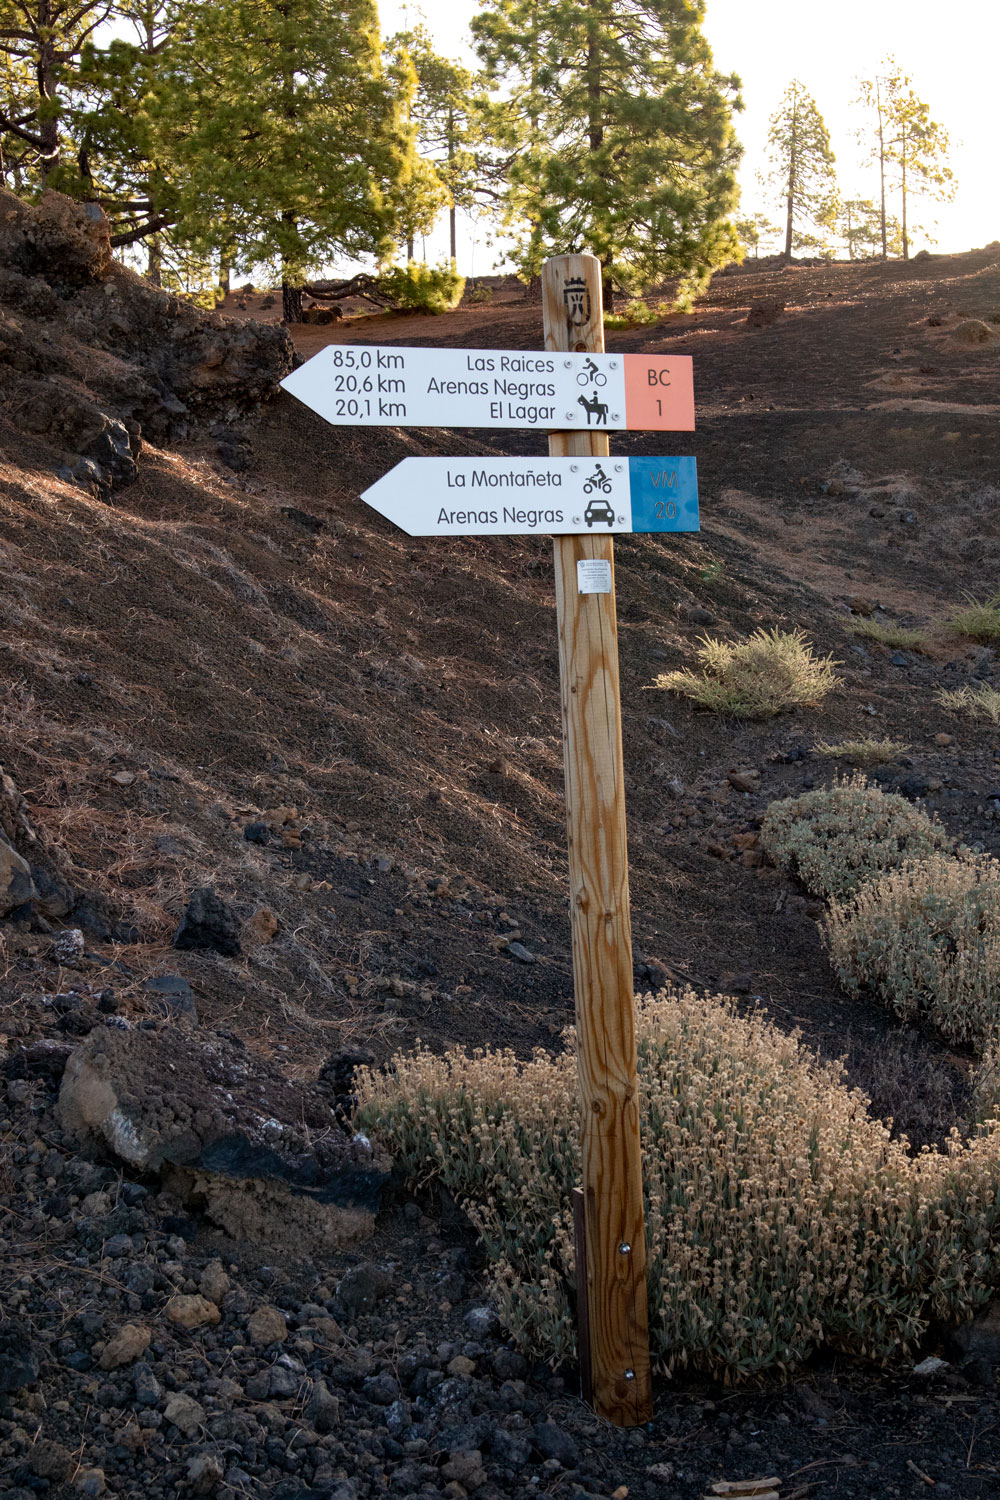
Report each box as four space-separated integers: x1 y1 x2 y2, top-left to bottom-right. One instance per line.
4 245 1000 1496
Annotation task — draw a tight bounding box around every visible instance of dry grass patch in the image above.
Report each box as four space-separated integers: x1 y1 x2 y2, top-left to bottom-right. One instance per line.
761 773 952 898
852 618 925 650
949 593 1000 643
825 851 1000 1049
938 684 1000 724
813 737 910 767
653 627 840 719
358 988 1000 1381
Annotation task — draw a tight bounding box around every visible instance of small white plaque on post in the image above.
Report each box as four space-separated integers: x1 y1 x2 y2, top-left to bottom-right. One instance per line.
577 558 613 595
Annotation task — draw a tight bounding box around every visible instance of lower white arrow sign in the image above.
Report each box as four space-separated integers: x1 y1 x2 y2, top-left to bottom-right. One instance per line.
360 457 698 537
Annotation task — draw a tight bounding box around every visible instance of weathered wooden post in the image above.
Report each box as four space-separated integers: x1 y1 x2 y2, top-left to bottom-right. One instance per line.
542 253 653 1426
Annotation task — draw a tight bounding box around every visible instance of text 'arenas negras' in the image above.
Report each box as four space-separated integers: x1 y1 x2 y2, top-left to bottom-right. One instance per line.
439 465 566 528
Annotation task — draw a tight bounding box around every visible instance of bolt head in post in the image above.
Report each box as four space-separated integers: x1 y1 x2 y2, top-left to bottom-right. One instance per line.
624 1369 636 1381
618 1242 631 1254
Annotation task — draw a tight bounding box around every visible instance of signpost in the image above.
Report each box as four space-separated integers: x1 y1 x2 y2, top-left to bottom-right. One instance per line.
282 343 694 432
281 252 698 1428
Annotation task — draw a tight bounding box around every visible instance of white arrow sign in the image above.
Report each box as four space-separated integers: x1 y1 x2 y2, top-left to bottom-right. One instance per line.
360 457 699 537
282 345 694 431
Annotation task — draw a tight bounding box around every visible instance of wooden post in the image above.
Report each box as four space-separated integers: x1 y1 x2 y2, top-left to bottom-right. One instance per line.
542 253 652 1426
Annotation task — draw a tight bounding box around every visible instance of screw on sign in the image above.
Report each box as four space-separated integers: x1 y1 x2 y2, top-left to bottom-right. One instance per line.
280 251 702 1427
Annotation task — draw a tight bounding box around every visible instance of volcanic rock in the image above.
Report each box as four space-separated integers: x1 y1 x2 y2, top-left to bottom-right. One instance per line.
57 1024 387 1250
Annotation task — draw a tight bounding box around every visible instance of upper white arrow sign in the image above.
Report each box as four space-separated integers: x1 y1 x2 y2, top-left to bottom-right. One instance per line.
281 345 694 431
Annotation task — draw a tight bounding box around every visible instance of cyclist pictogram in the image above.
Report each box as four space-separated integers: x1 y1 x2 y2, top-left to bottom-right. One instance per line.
576 358 607 387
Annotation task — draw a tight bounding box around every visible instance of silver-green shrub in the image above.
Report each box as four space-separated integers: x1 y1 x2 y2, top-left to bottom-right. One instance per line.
825 851 1000 1048
761 772 952 898
357 988 1000 1380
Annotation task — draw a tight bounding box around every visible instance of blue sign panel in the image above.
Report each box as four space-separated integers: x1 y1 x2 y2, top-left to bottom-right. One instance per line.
627 456 699 533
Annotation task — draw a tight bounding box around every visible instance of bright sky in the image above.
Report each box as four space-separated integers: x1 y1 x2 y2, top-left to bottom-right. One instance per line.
385 0 999 269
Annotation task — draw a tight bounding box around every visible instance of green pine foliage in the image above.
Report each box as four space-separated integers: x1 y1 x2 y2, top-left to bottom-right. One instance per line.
379 260 465 313
471 0 743 303
0 0 113 186
155 0 424 313
385 25 483 262
765 80 839 258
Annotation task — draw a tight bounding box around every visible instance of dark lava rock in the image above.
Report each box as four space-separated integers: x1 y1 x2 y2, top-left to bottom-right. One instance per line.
506 941 535 964
4 1037 75 1082
874 770 930 800
172 886 241 956
281 506 324 534
336 1263 393 1317
0 1318 39 1393
532 1420 580 1468
144 973 199 1024
489 1426 532 1468
319 1050 374 1096
243 821 271 845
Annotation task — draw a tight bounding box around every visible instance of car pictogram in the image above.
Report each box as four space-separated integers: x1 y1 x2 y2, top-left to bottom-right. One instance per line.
584 497 616 528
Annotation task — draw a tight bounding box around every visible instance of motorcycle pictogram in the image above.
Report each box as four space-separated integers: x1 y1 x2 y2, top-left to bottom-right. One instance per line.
583 463 612 495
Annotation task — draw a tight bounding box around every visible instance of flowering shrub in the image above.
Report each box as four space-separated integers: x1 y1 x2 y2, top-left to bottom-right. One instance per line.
825 851 1000 1047
761 773 951 898
357 987 1000 1379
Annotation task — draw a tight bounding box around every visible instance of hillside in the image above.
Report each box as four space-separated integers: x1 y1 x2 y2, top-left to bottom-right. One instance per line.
2 195 1000 1498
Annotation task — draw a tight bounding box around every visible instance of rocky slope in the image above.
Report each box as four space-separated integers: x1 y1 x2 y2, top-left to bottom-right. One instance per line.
1 220 1000 1496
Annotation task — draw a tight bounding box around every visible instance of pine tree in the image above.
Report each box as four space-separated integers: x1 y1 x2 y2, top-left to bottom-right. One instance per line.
158 0 420 321
735 212 780 259
838 197 902 260
385 24 481 263
857 61 953 261
765 80 838 260
472 0 742 307
381 36 449 264
69 3 180 256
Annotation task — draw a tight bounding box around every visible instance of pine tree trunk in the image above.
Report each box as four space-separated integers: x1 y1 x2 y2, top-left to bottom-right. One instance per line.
450 205 457 262
784 97 797 261
147 234 162 288
901 148 909 261
282 281 304 323
37 39 60 181
406 237 415 261
220 261 231 296
602 258 616 313
877 83 887 259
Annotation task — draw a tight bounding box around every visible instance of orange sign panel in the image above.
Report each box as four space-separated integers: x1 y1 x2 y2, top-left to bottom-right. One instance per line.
623 355 695 432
